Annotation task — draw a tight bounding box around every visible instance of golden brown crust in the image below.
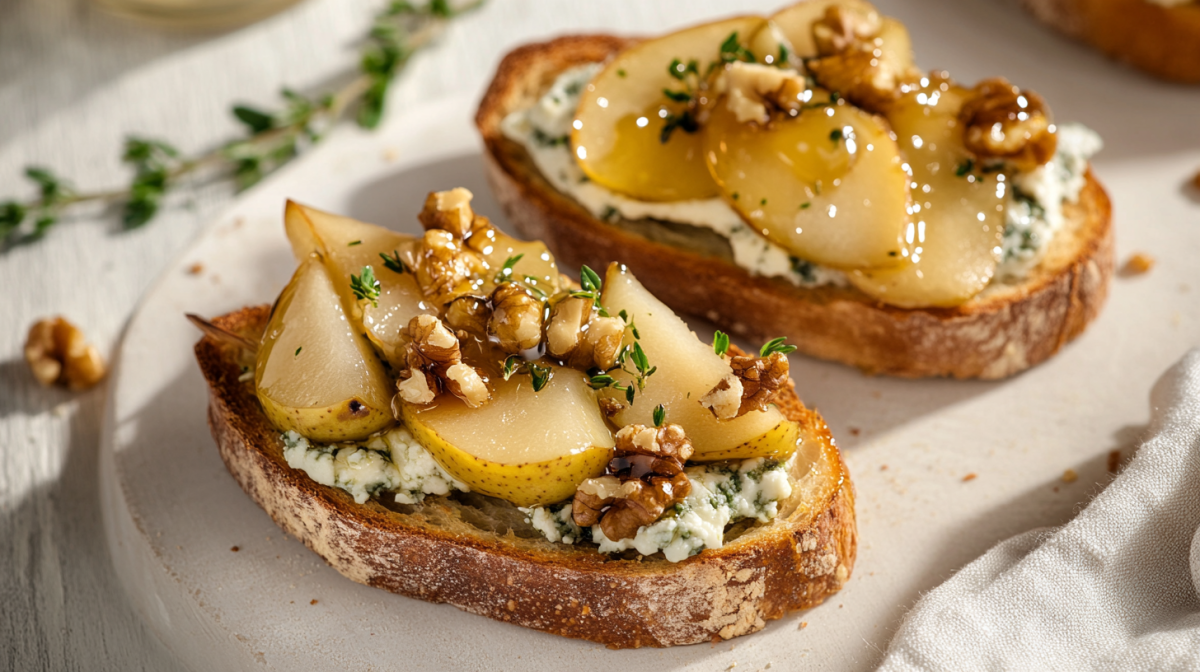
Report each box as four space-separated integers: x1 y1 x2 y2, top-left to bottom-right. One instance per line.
196 306 856 649
1022 0 1200 83
475 35 1114 379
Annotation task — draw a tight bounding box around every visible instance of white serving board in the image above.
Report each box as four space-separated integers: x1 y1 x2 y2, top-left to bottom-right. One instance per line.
100 15 1200 669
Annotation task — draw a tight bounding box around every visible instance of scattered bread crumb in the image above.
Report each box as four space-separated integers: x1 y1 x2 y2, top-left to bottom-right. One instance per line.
383 147 400 163
1192 169 1200 191
187 262 204 275
1053 486 1060 493
848 427 861 436
230 546 239 552
1062 469 1078 483
1107 450 1122 474
962 473 977 482
879 464 888 471
310 599 318 605
799 621 808 630
1120 253 1155 277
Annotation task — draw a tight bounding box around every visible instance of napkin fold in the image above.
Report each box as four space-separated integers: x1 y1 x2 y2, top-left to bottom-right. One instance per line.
878 349 1200 672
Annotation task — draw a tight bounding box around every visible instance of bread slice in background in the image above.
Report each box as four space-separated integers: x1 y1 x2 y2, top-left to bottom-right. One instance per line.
475 36 1114 380
1022 0 1200 83
195 306 856 649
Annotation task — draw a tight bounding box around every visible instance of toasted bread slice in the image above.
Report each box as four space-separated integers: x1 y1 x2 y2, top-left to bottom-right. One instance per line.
195 305 856 649
475 36 1115 379
1022 0 1200 83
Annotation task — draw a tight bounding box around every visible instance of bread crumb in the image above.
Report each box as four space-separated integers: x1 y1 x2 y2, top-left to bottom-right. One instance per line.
880 464 888 471
1107 450 1122 474
230 546 239 552
187 262 204 275
799 621 808 630
848 427 861 436
310 599 318 605
1062 469 1078 483
1192 169 1200 191
962 473 977 482
1120 253 1155 277
383 147 400 163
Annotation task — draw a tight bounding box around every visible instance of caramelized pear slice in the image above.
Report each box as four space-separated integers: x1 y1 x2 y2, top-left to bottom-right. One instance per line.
847 83 1008 307
256 256 394 442
473 226 562 299
398 366 613 507
768 0 880 57
284 202 435 368
571 15 765 202
598 263 799 461
705 97 910 269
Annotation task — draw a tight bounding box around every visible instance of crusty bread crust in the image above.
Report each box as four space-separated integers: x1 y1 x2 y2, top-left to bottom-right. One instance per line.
196 306 856 648
1022 0 1200 83
475 36 1114 379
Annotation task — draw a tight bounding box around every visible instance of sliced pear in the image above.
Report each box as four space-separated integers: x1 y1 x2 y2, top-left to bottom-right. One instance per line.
768 0 879 58
598 263 799 461
285 201 436 367
704 97 910 269
847 84 1008 307
571 15 765 202
398 366 613 507
472 226 562 299
256 255 394 442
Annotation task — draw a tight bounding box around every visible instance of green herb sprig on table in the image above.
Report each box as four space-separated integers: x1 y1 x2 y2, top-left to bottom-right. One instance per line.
0 0 482 247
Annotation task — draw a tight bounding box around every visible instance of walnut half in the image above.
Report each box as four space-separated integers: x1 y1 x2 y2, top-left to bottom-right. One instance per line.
959 77 1056 172
24 316 106 391
699 352 789 420
572 423 695 541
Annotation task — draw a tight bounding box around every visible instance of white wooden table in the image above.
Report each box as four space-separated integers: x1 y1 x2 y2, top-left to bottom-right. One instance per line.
2 0 1197 669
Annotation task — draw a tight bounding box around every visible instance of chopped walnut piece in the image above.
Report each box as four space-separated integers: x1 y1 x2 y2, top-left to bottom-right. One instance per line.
546 297 625 370
414 229 482 305
721 62 810 124
959 78 1056 171
396 315 490 407
597 397 626 418
444 294 491 335
24 316 106 391
812 4 881 57
488 283 544 355
700 352 789 420
571 423 695 540
417 187 475 239
807 45 909 112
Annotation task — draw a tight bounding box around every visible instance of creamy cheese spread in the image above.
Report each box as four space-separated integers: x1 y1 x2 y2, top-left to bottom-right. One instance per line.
281 428 468 504
522 456 793 563
501 65 1102 289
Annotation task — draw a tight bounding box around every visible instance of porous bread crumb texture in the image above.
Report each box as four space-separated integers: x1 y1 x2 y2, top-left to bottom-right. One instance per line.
1021 0 1200 83
475 36 1115 381
196 306 856 648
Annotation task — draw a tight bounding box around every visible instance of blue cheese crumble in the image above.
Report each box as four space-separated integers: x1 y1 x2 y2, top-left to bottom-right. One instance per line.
522 456 793 563
502 65 1102 288
281 428 467 505
997 122 1103 279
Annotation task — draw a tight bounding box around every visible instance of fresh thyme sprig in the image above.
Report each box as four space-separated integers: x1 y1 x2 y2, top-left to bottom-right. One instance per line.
569 264 610 317
380 250 407 274
502 355 553 392
493 254 524 284
0 0 481 247
588 312 656 405
351 265 381 307
759 337 797 357
659 30 757 144
653 403 666 428
713 330 730 357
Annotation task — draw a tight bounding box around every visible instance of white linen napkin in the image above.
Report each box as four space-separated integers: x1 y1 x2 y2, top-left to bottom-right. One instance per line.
878 349 1200 672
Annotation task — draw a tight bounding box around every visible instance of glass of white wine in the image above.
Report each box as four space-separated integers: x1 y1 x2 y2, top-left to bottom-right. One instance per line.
94 0 304 30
